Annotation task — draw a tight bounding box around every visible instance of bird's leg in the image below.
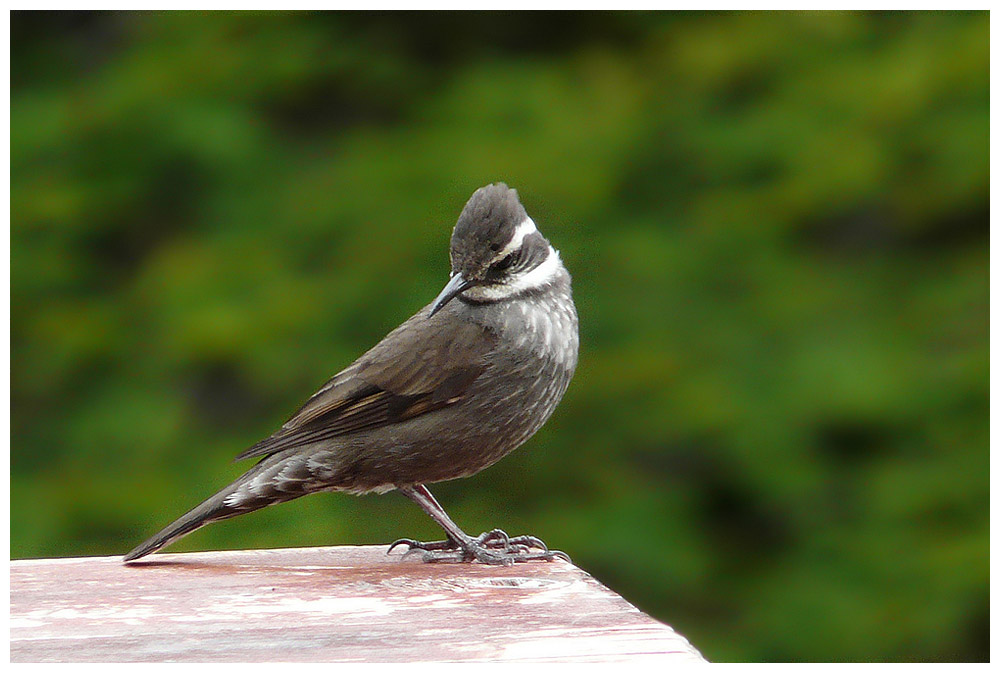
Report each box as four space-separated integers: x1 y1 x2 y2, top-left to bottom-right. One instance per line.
386 484 462 552
387 484 570 565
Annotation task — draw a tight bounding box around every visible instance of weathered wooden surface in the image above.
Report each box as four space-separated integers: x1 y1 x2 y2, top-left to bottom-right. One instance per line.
10 545 706 663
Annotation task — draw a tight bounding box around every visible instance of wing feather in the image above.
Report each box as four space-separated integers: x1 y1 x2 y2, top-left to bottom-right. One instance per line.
234 310 494 461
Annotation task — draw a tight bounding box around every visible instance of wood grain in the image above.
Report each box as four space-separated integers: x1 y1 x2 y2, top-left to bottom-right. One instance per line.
10 545 706 663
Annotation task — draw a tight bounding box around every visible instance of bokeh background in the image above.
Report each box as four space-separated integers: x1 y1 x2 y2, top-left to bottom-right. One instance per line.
11 11 988 662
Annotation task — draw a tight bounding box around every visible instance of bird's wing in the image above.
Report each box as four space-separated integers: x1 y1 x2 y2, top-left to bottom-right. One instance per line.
234 311 496 461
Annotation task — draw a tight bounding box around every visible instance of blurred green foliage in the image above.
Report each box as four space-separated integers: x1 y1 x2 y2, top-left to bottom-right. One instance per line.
11 11 987 662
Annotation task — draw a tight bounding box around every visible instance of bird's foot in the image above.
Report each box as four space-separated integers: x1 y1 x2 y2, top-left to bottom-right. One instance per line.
388 528 570 565
387 536 460 554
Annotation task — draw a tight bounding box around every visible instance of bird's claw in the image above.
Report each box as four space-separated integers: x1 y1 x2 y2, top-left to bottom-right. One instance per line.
387 529 570 565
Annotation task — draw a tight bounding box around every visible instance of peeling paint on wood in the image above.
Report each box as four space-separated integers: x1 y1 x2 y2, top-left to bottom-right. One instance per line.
10 545 706 663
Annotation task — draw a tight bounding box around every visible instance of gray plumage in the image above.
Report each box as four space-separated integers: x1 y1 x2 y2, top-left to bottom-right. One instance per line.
124 183 578 564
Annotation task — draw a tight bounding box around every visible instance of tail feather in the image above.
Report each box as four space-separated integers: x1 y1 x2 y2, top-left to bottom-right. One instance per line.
123 461 299 562
123 489 239 562
125 449 332 562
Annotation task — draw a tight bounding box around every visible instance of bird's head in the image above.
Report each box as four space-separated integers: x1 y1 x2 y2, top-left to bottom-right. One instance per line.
430 183 560 316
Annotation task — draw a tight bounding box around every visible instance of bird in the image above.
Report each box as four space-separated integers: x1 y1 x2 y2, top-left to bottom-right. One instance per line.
123 183 579 566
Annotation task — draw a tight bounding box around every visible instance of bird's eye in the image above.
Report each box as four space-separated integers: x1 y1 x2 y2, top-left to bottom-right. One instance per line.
492 253 517 272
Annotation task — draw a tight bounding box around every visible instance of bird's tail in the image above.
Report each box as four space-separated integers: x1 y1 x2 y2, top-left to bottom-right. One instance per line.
123 460 302 563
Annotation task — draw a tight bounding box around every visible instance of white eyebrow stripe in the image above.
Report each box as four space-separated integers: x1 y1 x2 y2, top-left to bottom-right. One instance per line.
494 217 538 260
463 245 561 301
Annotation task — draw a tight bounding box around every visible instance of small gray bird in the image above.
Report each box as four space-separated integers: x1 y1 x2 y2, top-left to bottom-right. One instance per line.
124 183 579 565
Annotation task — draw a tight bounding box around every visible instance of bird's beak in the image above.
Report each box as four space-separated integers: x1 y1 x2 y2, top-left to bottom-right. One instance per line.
429 273 474 316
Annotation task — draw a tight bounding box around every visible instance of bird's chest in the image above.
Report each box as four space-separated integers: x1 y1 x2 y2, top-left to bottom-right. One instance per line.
421 296 577 477
465 297 578 425
480 296 577 375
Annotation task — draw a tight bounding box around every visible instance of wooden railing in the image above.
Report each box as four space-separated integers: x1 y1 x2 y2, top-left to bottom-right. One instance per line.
11 545 706 663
